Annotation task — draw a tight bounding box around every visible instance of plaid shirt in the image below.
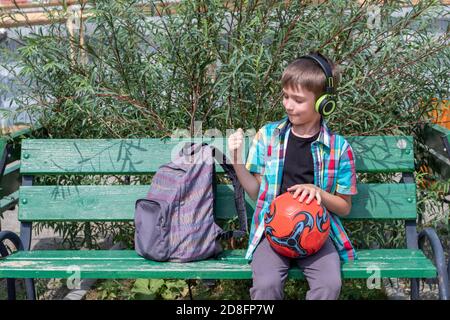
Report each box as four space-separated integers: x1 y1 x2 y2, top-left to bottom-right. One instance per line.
245 115 358 262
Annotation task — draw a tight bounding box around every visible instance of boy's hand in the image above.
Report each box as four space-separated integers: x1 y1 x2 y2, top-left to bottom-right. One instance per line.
228 128 244 164
287 184 322 205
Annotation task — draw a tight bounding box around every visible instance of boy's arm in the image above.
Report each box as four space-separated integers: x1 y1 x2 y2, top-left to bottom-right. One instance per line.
229 127 264 202
317 189 352 217
232 163 261 202
316 141 357 217
320 141 357 217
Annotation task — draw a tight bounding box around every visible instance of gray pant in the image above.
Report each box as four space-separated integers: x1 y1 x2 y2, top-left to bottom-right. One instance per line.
250 236 342 300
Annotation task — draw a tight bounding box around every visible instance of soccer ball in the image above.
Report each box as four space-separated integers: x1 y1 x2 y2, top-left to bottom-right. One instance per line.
264 191 330 258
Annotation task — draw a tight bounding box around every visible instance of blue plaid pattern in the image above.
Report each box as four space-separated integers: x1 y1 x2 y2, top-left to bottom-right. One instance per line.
245 116 358 261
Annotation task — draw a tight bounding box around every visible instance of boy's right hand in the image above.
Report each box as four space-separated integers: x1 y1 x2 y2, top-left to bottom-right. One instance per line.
228 128 244 164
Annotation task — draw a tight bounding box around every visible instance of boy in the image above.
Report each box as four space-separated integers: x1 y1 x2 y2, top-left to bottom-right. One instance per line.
228 52 358 300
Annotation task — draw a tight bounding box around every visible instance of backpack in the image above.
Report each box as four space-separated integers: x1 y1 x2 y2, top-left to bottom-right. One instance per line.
134 142 248 262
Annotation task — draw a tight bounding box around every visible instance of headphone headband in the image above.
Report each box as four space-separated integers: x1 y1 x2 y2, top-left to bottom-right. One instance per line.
298 52 334 95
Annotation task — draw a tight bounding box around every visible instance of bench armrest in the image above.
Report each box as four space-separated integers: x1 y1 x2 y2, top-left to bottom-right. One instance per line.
0 230 24 253
418 227 449 300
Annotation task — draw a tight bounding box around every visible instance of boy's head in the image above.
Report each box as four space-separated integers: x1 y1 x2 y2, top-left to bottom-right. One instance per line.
281 53 341 126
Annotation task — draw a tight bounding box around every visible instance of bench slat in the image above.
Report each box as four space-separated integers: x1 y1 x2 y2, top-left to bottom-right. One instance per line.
0 249 435 279
18 183 416 222
4 249 431 261
0 190 19 212
20 136 414 175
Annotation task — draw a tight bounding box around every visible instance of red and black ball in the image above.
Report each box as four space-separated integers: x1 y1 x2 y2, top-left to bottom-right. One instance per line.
264 191 330 258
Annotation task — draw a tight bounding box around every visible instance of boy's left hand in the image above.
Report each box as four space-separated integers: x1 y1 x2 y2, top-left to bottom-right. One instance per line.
287 184 322 205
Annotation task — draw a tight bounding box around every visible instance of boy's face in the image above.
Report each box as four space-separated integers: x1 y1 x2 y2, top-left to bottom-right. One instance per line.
282 85 320 126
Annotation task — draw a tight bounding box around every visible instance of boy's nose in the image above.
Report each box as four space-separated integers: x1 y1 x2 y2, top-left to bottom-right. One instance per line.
285 100 295 112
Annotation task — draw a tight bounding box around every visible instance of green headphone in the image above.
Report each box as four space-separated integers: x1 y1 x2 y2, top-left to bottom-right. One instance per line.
298 52 337 116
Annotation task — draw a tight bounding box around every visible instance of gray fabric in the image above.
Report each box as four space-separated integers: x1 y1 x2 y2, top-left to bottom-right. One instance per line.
134 143 248 263
135 144 223 262
250 237 341 300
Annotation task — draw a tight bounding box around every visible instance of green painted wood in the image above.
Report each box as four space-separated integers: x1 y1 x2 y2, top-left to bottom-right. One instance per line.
345 136 414 173
0 190 18 212
217 183 417 221
3 248 431 261
19 185 149 222
20 136 414 175
18 183 417 222
0 144 20 213
8 127 33 140
1 162 21 199
349 183 416 220
2 126 35 163
4 160 20 176
0 127 33 214
0 138 7 166
20 138 233 174
0 249 436 279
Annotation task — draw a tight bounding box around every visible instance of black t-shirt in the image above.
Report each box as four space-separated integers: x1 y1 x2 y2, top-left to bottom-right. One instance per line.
280 129 320 195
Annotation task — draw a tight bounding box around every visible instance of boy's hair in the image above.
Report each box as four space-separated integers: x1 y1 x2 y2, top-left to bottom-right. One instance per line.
281 53 341 99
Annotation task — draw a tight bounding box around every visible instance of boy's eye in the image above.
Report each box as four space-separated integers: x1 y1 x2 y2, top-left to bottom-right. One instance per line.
283 94 302 103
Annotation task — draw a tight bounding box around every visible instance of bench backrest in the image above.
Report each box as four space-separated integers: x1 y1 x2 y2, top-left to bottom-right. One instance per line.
18 136 416 223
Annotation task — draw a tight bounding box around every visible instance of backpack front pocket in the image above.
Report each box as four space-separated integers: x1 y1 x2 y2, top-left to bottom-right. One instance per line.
134 199 170 261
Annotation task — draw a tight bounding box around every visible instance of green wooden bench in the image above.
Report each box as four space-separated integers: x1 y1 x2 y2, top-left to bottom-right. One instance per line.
0 135 448 300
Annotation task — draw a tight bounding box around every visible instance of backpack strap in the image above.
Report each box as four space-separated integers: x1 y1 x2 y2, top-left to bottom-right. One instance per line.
218 230 246 240
179 142 209 157
211 146 249 238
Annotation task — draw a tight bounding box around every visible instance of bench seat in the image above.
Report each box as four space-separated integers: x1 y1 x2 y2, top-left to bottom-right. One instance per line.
0 249 436 279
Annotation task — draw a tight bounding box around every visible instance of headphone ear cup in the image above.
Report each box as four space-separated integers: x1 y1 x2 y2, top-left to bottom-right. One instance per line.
316 94 336 116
